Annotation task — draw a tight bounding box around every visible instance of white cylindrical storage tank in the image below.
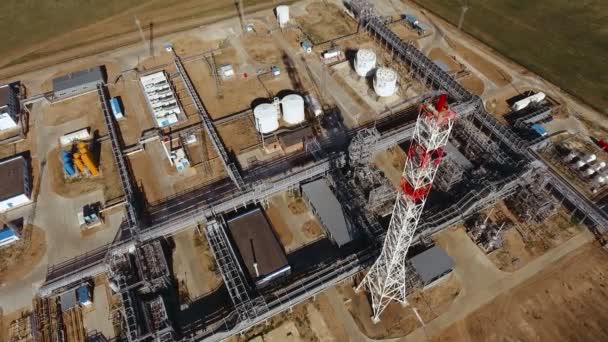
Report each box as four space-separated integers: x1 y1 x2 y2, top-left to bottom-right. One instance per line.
583 154 597 164
529 92 546 103
512 98 530 111
281 94 305 125
584 167 596 177
594 174 605 184
254 103 280 134
374 67 397 97
574 160 586 169
276 5 290 27
355 49 376 77
594 161 606 172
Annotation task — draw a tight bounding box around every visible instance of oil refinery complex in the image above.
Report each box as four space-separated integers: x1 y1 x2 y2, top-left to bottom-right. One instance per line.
0 1 607 342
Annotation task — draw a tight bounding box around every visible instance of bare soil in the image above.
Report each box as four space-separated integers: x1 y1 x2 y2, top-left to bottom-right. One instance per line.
0 225 46 287
429 48 461 73
430 242 608 342
0 309 32 342
264 201 294 248
48 143 123 201
301 220 322 240
449 39 512 87
296 2 357 44
389 23 422 42
459 74 484 96
109 77 157 146
489 209 585 271
41 93 107 134
171 228 222 303
216 117 259 154
340 273 460 339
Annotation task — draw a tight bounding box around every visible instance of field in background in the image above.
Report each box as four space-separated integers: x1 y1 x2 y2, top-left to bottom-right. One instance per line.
0 0 289 70
414 0 608 114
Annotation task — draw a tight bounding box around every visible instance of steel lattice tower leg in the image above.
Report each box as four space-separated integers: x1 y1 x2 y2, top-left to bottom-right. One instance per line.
357 94 457 323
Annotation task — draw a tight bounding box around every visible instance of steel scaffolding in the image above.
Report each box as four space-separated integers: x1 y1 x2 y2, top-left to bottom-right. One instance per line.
173 54 245 190
357 95 457 322
204 218 268 322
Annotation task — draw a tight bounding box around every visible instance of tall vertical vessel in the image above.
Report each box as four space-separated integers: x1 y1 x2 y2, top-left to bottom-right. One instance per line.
276 5 290 27
356 94 457 322
355 49 377 77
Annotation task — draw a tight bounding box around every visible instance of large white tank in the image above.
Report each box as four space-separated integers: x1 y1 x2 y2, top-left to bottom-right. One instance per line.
254 103 280 134
373 67 397 97
355 49 376 77
281 94 305 125
594 161 607 172
276 5 290 27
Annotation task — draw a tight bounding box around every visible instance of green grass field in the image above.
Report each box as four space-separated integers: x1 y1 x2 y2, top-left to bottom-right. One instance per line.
414 0 608 114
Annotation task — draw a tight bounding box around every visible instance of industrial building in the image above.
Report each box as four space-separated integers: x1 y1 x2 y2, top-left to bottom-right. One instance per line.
226 208 291 288
140 71 183 127
0 155 31 212
302 178 354 247
52 66 105 100
410 246 454 287
0 83 21 131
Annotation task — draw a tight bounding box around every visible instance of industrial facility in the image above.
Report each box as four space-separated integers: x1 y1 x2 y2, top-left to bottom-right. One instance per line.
1 1 607 342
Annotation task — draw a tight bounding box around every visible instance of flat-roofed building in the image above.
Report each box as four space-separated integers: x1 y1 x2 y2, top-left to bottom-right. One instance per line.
140 71 183 127
0 155 31 212
0 83 20 131
410 245 454 287
226 208 291 288
302 178 354 247
52 66 105 100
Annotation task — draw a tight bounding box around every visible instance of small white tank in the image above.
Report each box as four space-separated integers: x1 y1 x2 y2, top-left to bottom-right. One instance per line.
573 160 586 169
355 49 377 77
254 103 280 134
594 161 607 172
563 152 578 162
281 94 305 125
584 167 596 177
593 174 606 184
276 5 290 27
583 154 597 164
374 67 398 97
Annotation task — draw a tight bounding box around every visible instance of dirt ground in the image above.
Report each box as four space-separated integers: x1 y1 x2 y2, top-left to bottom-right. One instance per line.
449 39 512 87
108 77 157 146
0 308 32 342
389 22 422 42
374 147 406 188
430 242 608 342
295 2 357 44
0 225 46 288
216 117 260 154
171 228 222 303
264 192 325 253
41 93 107 134
47 143 123 201
489 209 585 272
339 273 460 339
459 74 484 96
429 48 461 73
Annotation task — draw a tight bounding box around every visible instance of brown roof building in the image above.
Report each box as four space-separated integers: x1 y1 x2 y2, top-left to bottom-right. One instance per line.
226 208 290 288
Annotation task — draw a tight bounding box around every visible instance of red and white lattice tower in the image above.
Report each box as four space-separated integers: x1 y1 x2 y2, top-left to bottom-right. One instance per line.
357 94 457 322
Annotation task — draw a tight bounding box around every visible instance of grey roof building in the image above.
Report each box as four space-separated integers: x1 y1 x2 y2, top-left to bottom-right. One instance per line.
52 66 105 100
410 245 454 286
302 178 353 247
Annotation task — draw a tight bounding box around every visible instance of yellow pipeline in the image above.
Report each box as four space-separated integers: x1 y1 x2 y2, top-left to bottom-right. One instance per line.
78 146 99 176
73 153 86 173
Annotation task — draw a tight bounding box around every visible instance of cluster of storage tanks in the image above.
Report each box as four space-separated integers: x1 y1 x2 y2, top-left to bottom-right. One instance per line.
253 94 308 134
62 142 99 177
563 151 608 187
354 49 397 98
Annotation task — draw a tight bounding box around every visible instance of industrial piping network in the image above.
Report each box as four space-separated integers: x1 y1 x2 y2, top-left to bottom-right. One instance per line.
37 3 608 340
